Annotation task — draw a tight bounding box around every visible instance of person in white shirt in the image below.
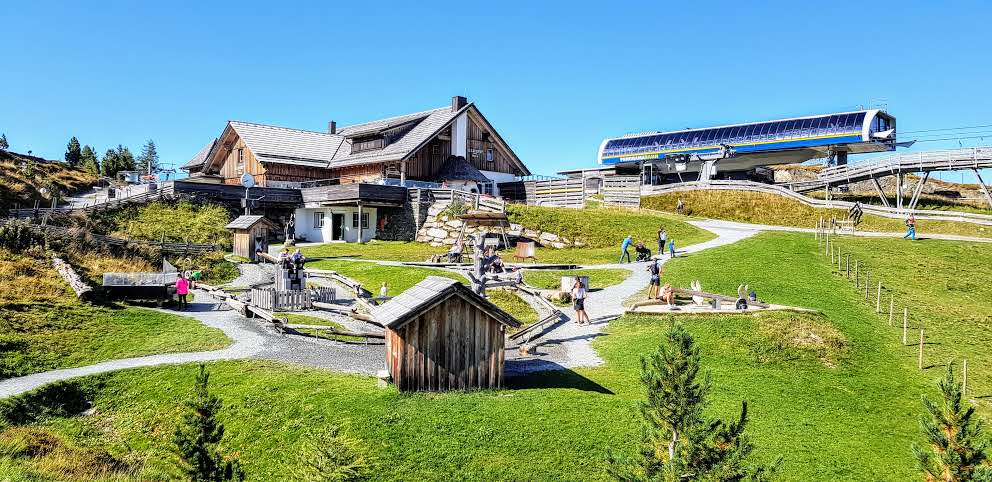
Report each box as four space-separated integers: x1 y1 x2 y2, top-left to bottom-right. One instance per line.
571 278 590 325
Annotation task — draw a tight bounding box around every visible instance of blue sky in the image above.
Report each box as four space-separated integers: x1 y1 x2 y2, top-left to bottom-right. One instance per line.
2 1 991 181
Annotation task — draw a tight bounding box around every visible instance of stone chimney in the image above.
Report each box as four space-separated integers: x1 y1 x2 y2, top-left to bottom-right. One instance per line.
452 96 468 111
328 121 337 134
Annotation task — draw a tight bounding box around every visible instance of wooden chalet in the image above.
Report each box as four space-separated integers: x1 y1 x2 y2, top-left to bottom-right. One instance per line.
372 276 521 392
181 96 530 243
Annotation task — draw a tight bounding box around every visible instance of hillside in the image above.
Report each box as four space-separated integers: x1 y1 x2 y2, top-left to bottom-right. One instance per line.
0 150 99 210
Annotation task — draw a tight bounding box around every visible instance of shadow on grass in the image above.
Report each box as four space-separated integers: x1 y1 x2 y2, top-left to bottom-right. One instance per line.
505 365 614 394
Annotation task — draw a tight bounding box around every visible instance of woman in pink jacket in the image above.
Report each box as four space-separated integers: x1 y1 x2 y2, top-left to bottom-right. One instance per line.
175 274 190 310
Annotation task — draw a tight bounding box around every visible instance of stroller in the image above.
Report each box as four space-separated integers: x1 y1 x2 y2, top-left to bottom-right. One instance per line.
634 242 652 262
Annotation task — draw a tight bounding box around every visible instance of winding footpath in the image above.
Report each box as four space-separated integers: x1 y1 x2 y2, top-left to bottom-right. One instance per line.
0 219 786 398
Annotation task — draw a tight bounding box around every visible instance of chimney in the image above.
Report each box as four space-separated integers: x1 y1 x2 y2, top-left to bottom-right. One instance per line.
452 96 468 111
328 121 337 134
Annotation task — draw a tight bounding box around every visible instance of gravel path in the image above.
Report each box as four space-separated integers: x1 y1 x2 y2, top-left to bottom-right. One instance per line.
505 219 763 375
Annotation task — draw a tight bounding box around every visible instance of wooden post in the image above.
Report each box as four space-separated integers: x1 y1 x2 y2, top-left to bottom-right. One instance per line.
903 308 908 344
837 250 842 272
846 254 850 279
865 270 870 300
963 360 968 396
888 295 894 326
918 329 924 369
855 260 859 287
357 202 364 244
875 281 882 313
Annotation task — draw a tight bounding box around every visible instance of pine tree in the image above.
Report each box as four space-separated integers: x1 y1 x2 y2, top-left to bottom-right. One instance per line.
65 136 81 167
138 139 160 175
173 365 245 482
80 145 100 175
0 133 8 151
913 364 992 482
609 323 775 481
101 148 118 177
115 144 136 172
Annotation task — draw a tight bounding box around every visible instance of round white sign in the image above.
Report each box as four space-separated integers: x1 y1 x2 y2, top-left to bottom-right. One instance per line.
240 173 255 188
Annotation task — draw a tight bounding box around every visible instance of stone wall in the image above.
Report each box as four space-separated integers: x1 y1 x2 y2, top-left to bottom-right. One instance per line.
414 202 579 248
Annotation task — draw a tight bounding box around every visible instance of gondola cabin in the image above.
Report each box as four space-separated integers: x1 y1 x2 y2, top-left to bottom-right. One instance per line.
372 277 521 391
226 215 275 262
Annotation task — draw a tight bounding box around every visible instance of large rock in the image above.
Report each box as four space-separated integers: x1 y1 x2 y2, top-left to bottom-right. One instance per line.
426 227 449 239
539 232 559 243
445 219 463 228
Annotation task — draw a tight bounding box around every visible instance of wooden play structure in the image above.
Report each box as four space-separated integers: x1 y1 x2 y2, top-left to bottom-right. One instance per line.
373 276 520 391
226 215 275 262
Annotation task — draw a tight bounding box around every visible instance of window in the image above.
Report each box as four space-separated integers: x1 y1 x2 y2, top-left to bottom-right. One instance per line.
352 212 369 229
313 211 324 228
237 148 244 162
486 148 494 162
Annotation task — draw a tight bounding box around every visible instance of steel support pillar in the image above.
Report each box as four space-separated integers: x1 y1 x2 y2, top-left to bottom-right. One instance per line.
973 169 992 209
908 172 930 210
870 177 890 208
895 173 904 211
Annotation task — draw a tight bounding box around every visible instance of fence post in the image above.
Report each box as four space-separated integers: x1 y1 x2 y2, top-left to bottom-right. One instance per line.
903 308 908 344
846 255 850 279
918 329 924 369
888 295 894 326
855 260 859 287
876 282 882 313
865 271 870 300
963 359 968 396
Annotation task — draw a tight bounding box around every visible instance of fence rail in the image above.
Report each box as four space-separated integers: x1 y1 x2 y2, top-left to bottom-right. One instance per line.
602 175 642 208
407 188 505 213
8 184 175 218
249 287 336 311
497 178 585 208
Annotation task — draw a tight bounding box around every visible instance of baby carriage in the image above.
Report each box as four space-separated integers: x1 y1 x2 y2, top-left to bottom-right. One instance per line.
634 242 652 262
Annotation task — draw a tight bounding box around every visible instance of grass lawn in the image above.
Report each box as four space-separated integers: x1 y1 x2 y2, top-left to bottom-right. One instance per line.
0 231 970 480
486 289 539 331
0 250 231 380
643 190 992 239
523 268 630 290
299 205 715 266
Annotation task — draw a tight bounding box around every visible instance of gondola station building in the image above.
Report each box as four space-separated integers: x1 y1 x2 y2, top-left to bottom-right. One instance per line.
180 96 530 243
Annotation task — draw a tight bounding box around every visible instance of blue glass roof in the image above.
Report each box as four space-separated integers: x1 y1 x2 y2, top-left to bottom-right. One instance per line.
603 111 868 158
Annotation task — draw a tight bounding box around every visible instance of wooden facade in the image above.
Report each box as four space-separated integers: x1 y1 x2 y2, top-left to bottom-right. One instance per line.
219 136 267 185
226 216 275 262
385 294 510 391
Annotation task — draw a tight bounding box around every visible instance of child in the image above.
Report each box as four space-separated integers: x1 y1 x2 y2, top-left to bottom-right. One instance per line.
379 282 389 299
669 239 676 258
175 274 190 311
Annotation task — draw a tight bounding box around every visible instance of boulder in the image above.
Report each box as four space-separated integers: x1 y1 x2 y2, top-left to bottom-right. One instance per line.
539 232 559 243
445 220 463 228
426 227 449 239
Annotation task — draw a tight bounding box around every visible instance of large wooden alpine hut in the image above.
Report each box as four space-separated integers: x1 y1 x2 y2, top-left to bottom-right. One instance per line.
372 276 520 391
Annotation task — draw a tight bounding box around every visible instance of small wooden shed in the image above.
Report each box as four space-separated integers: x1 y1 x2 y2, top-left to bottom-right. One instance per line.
226 215 275 262
372 276 521 392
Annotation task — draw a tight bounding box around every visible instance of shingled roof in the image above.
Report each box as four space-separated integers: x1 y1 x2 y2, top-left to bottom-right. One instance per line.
371 276 521 330
181 139 217 170
436 155 490 183
225 215 272 230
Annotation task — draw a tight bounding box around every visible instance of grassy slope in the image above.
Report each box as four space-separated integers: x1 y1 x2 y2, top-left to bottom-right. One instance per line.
643 190 992 238
0 151 99 210
523 268 630 290
0 250 232 380
2 232 972 480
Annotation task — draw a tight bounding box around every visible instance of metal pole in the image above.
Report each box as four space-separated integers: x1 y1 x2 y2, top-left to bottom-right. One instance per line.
846 255 850 278
855 260 859 287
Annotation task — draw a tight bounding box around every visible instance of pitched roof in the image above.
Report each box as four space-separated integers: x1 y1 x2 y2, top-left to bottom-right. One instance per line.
336 107 445 137
371 276 521 329
225 215 272 230
437 156 490 182
181 139 217 170
229 121 345 167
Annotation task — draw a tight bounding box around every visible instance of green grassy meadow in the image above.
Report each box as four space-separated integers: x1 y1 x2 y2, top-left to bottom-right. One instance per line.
2 231 978 480
522 268 630 290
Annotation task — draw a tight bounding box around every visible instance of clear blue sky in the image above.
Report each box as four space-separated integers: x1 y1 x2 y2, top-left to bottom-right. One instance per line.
3 1 991 182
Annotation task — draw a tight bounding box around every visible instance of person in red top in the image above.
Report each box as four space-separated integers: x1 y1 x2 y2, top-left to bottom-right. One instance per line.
175 274 190 310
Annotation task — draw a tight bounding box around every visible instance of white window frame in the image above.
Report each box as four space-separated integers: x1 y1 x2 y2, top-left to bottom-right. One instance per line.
314 211 324 228
352 212 369 229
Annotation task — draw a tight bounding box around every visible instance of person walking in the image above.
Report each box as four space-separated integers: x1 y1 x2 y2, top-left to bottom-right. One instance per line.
904 214 916 240
669 238 676 258
619 235 633 263
647 258 661 299
657 226 667 256
571 278 589 325
175 273 190 311
676 197 685 215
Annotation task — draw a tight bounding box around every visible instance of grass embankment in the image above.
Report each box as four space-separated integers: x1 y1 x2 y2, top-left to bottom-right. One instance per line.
643 190 992 238
0 232 966 480
523 268 630 290
300 205 714 265
307 260 539 330
0 249 232 380
0 151 99 210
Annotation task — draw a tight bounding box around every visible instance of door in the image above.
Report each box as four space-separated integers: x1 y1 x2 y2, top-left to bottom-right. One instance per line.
332 213 345 241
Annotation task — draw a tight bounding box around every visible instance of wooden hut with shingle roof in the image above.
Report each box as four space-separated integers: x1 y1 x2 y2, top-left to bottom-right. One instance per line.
372 276 520 391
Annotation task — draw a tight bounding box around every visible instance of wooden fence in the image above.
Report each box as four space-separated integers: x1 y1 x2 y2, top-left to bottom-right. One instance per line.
249 287 336 312
602 175 642 208
497 178 585 208
407 188 505 213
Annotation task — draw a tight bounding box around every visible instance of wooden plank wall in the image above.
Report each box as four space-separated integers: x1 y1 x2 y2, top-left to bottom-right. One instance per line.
602 175 642 208
403 135 452 180
220 137 267 185
496 179 585 208
386 296 505 391
466 113 518 175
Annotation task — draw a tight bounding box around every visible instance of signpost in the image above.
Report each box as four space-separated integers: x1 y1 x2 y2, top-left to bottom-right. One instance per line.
241 173 255 215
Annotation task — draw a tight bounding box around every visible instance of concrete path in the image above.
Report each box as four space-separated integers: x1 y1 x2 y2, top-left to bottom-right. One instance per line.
506 220 762 374
689 218 992 244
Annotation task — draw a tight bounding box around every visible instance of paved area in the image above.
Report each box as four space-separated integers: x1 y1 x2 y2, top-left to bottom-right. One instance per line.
692 218 992 244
